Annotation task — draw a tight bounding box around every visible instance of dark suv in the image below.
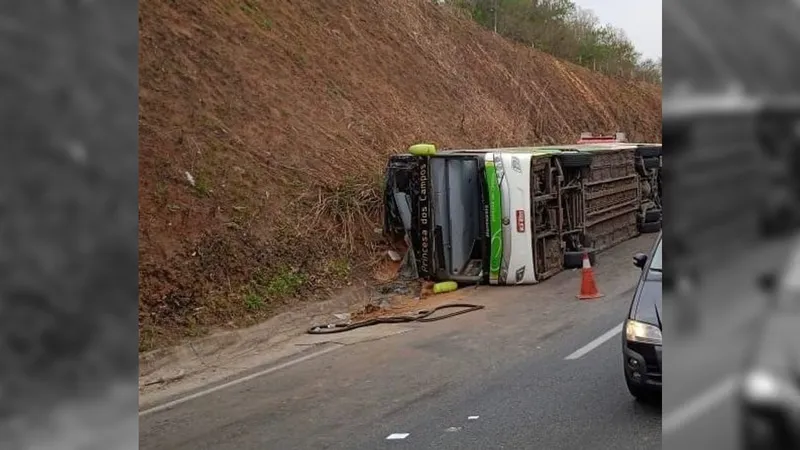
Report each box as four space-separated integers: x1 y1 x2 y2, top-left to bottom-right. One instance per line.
623 234 663 402
739 261 800 449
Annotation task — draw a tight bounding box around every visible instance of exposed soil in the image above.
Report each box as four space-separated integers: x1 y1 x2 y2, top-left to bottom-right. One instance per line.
138 0 662 351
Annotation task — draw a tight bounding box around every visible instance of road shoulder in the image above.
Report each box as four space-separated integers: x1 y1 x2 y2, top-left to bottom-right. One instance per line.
139 234 658 412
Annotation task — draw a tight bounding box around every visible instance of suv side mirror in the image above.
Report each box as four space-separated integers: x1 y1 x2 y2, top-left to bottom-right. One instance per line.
633 253 648 269
758 272 778 293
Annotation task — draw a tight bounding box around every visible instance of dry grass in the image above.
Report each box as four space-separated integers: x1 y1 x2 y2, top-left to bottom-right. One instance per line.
306 176 383 253
138 0 662 351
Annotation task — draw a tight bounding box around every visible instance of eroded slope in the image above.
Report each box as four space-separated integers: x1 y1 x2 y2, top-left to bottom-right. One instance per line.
138 0 662 350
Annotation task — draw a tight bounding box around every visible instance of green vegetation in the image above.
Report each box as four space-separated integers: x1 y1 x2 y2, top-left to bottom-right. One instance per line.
243 290 265 310
191 172 212 197
328 258 352 280
263 267 307 298
241 266 307 310
445 0 661 83
240 0 272 30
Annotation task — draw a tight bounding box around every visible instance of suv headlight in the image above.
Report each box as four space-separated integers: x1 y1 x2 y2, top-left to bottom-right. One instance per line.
625 319 662 345
743 370 800 405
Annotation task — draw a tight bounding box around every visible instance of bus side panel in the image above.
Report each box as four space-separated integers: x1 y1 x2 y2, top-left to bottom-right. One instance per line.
484 153 503 285
499 153 537 284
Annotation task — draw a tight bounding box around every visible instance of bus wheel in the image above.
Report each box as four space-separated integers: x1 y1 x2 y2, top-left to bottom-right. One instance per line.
558 152 593 169
564 248 597 269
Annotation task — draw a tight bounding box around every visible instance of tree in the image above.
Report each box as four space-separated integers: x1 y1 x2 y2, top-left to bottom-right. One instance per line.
441 0 660 83
634 57 662 83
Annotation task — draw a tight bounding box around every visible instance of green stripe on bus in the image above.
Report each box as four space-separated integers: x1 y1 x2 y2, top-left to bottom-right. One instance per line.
484 160 503 283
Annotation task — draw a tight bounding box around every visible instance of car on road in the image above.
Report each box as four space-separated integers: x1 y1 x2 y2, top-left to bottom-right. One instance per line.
622 233 662 402
739 246 800 449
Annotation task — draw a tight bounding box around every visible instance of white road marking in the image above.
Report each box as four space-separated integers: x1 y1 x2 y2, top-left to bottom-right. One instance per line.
468 415 479 420
564 323 624 360
662 376 740 435
139 344 343 417
386 433 410 440
445 427 461 432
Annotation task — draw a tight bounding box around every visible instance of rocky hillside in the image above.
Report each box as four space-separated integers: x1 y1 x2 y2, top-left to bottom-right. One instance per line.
138 0 662 350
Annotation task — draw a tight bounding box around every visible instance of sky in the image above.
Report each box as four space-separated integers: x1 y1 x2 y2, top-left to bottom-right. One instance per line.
572 0 662 60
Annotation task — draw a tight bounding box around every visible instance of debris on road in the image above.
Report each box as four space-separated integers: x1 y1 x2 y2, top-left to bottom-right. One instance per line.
387 250 402 262
433 281 458 294
306 302 485 335
141 369 187 388
332 313 351 322
308 276 482 335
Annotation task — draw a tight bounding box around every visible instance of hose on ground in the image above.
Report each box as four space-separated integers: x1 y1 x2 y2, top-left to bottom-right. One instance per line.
307 303 485 335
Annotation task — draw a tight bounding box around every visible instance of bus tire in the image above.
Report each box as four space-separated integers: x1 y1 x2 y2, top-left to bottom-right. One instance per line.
643 209 662 223
758 206 798 238
643 156 660 170
564 248 597 269
558 152 593 169
635 159 647 176
636 146 662 158
639 220 662 234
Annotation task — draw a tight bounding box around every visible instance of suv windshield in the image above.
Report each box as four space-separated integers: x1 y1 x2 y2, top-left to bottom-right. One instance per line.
650 239 662 272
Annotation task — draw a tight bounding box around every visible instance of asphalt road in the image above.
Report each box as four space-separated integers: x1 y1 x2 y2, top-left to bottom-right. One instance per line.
662 235 796 450
664 322 759 450
140 233 799 450
140 235 661 449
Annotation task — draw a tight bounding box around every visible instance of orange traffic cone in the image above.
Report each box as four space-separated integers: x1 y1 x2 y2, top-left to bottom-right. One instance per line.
577 251 604 300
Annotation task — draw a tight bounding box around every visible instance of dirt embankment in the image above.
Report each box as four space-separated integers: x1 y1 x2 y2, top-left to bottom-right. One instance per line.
138 0 662 351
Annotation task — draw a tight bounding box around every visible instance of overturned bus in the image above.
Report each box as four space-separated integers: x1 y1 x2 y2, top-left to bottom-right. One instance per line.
663 93 785 279
383 140 662 286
